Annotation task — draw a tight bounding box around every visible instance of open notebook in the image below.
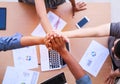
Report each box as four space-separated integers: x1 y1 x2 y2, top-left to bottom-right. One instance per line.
40 42 70 71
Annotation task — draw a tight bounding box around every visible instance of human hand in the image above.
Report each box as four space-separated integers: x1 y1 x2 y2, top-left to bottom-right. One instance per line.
51 33 66 53
44 31 68 52
52 30 69 43
72 2 87 16
105 69 117 84
44 33 52 50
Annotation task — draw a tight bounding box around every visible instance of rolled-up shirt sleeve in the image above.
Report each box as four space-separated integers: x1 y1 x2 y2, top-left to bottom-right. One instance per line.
0 33 23 51
110 22 120 38
76 75 92 84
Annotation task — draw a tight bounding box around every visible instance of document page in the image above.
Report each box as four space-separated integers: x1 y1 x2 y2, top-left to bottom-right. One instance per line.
2 66 39 84
47 11 67 30
79 40 109 77
12 46 38 69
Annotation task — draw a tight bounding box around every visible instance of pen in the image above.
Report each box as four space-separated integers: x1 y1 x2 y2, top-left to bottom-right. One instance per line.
54 16 60 30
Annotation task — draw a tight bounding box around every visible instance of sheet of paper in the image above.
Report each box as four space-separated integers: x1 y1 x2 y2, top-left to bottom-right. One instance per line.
2 66 39 84
31 11 67 36
47 11 67 30
31 24 46 37
12 46 38 69
79 40 109 77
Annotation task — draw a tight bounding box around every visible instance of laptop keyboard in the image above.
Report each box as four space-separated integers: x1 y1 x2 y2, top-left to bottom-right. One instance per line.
49 50 61 69
48 42 69 70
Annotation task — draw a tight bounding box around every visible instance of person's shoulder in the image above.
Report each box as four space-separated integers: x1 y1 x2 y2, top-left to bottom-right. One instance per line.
111 22 120 28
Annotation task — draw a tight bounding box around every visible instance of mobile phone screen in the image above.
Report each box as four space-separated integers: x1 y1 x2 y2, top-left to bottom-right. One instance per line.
41 72 66 84
76 16 89 28
0 8 6 30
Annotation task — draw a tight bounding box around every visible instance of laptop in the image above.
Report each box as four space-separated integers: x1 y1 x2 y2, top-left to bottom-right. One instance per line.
40 42 70 71
41 72 67 84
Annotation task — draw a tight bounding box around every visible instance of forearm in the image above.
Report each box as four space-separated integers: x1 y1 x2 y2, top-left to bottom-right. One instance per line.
69 0 75 7
62 23 110 38
35 0 53 33
20 36 44 47
59 49 85 80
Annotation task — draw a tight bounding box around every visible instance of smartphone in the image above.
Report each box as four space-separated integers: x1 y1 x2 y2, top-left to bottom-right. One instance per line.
41 72 67 84
76 16 89 28
0 8 6 30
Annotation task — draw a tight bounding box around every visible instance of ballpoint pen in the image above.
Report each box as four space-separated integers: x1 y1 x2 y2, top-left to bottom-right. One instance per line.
54 16 60 30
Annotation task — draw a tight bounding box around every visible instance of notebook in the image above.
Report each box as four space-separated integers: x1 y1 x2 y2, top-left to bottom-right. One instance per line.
41 72 67 84
40 42 70 71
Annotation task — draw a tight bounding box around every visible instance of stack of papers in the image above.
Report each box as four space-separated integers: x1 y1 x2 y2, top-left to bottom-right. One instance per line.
3 46 39 84
79 40 109 77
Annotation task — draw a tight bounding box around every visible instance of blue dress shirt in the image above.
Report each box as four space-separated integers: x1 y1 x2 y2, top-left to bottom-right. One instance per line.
76 75 92 84
0 33 23 51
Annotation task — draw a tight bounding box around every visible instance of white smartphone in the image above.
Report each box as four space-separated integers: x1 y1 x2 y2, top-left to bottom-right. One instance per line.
76 16 90 28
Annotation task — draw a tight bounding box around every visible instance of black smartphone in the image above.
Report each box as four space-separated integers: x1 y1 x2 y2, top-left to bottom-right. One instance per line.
41 72 67 84
0 8 6 30
76 16 89 28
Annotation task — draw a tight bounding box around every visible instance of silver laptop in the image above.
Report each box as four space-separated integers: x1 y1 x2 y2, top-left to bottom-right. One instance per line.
40 43 69 71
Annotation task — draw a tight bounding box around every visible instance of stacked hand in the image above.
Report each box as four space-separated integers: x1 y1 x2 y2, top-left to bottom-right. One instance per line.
44 31 69 53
